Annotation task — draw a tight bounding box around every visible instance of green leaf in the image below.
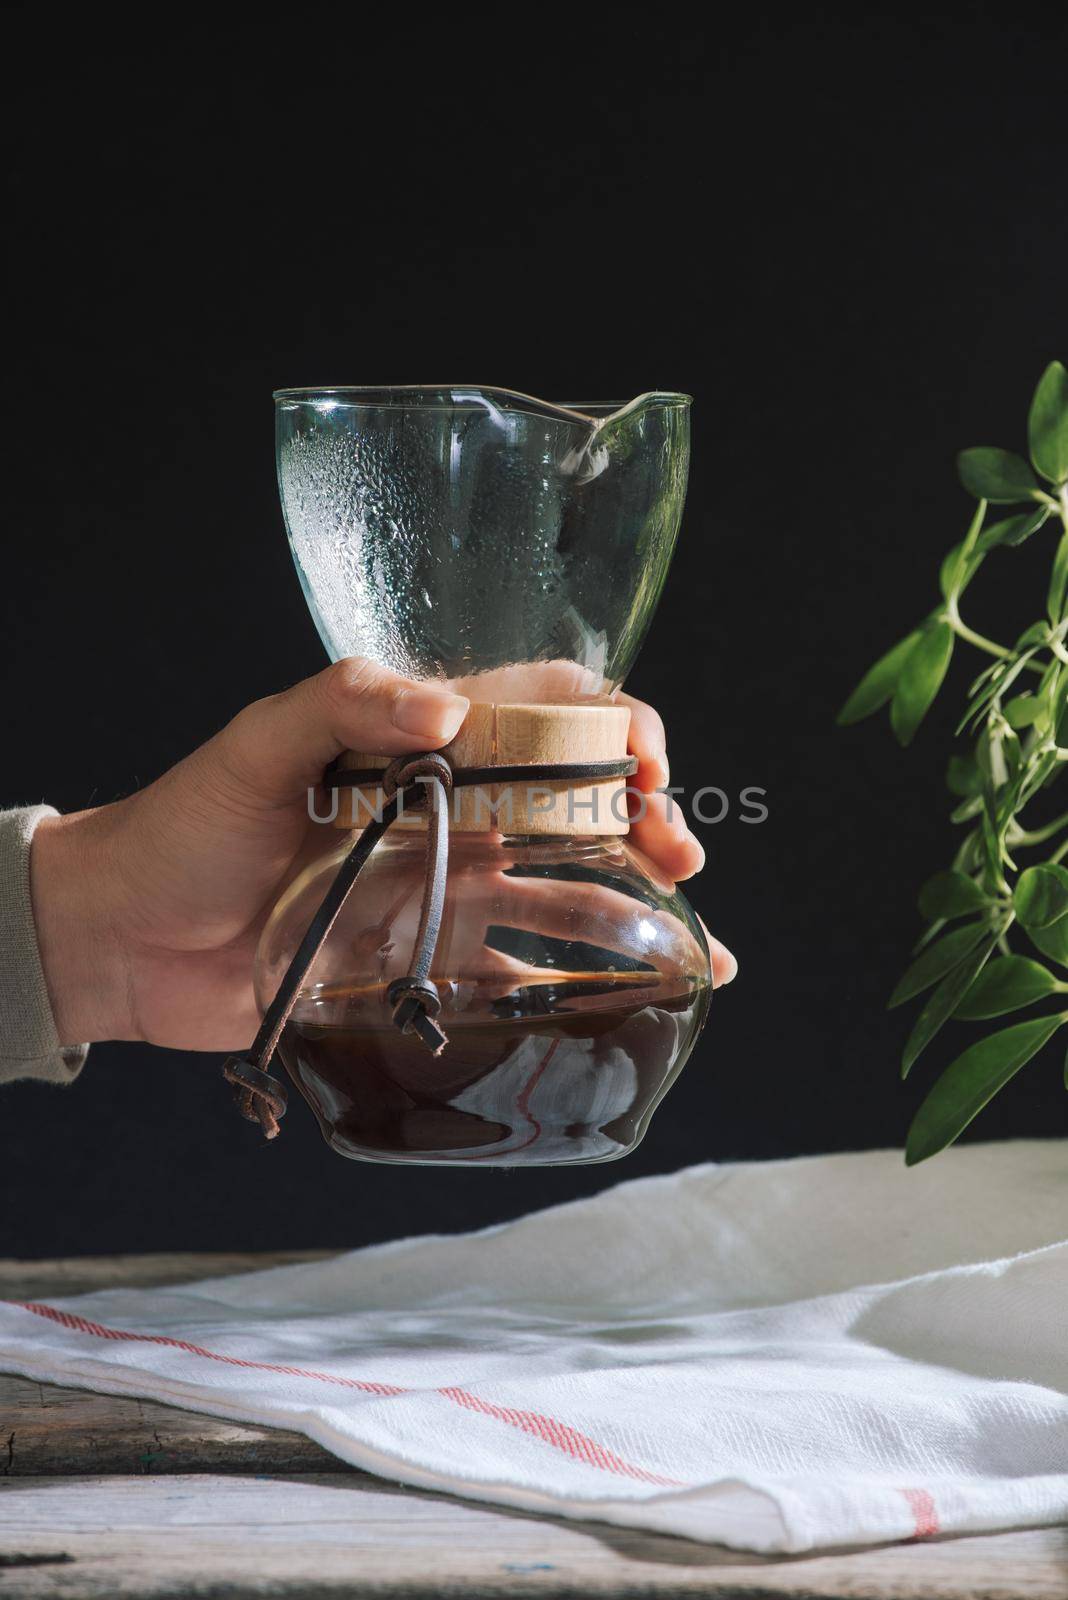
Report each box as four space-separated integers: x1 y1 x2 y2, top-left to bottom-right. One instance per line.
946 751 983 797
936 500 986 602
939 540 983 604
953 831 983 876
957 447 1041 504
917 870 989 921
912 917 948 956
905 1012 1066 1165
954 955 1060 1020
1015 620 1052 650
1027 915 1068 968
1028 360 1068 485
890 622 954 746
1003 693 1045 730
889 920 989 1009
1013 862 1068 929
976 507 1050 551
1002 724 1022 781
976 721 1010 793
939 544 963 601
901 935 998 1078
837 631 923 726
957 649 1037 736
1047 528 1068 626
969 660 1003 698
1040 750 1063 792
979 804 1005 883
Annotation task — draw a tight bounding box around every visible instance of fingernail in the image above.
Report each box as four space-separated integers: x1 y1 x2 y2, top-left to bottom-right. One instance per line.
393 688 469 742
652 753 670 788
688 832 706 871
709 936 738 986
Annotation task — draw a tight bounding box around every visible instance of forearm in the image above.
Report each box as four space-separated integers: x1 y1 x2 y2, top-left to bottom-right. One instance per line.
30 807 132 1048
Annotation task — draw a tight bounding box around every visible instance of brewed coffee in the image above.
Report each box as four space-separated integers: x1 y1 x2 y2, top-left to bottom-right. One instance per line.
278 973 709 1165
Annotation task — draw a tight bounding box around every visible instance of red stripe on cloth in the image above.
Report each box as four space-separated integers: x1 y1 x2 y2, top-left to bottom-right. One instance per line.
900 1487 940 1538
11 1301 404 1394
439 1385 681 1486
7 1299 680 1488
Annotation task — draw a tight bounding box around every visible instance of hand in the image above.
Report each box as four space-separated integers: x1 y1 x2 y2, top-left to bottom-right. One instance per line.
31 660 737 1051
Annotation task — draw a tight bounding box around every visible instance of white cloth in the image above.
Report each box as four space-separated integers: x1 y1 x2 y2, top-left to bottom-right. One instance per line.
3 1140 1068 1553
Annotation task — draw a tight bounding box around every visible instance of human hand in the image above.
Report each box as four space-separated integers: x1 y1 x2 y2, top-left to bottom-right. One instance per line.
31 660 736 1051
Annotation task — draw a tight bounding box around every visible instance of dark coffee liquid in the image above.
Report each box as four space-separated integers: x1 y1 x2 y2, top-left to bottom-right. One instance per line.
278 976 708 1165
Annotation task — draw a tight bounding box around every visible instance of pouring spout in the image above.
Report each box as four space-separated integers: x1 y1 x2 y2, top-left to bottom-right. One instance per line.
558 392 693 428
557 392 692 481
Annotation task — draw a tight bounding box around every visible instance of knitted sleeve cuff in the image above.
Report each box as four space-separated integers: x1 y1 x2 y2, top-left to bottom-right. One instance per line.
0 806 88 1085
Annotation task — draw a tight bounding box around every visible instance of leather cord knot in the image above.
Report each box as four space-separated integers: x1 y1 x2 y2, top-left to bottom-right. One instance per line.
221 1054 288 1139
388 976 447 1054
381 749 453 804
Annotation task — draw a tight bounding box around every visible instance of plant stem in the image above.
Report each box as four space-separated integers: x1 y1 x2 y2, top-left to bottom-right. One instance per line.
946 614 1044 674
1013 810 1068 847
946 615 1012 658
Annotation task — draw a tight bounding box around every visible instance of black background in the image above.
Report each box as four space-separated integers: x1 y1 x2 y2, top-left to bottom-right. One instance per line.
3 12 1066 1257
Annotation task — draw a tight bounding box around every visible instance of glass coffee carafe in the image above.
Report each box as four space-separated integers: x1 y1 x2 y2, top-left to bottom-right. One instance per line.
250 386 711 1166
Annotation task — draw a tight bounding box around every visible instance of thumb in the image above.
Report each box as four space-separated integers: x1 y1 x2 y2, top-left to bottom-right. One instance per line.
212 657 470 804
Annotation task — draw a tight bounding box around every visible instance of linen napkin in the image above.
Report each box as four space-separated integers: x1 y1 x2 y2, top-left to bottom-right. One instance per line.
3 1139 1068 1554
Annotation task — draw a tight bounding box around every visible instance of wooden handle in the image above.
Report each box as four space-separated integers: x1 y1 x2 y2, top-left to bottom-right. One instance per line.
334 702 632 835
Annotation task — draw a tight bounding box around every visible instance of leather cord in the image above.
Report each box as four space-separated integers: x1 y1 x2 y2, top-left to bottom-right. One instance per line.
222 751 638 1139
332 758 639 789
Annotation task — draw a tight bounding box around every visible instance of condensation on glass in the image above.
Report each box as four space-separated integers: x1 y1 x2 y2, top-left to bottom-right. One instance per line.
275 386 691 699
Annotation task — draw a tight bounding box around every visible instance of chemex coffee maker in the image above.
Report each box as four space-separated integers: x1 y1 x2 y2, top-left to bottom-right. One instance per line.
223 386 711 1166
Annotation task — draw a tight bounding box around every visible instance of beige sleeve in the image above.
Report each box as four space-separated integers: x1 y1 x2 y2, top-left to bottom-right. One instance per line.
0 806 87 1085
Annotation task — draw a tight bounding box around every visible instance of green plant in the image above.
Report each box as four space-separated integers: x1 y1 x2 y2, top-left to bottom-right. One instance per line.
839 362 1068 1164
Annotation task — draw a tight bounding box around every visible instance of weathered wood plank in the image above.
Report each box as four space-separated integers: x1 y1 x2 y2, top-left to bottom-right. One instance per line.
2 1473 1067 1600
0 1252 344 1476
0 1376 342 1477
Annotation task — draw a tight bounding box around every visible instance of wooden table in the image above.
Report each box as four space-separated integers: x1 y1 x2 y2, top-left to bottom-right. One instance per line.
1 1254 1064 1598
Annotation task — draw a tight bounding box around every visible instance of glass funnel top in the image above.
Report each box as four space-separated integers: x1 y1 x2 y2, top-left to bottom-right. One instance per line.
275 385 691 700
